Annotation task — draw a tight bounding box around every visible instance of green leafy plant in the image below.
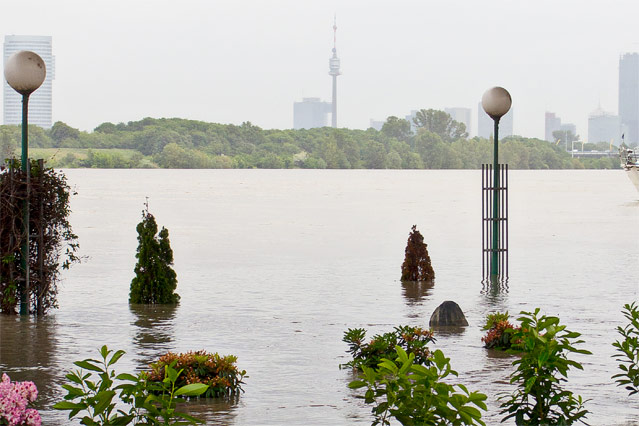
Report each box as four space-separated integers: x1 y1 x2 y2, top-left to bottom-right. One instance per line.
343 325 434 370
612 302 639 395
53 345 207 425
147 351 246 398
481 311 518 350
499 309 591 425
400 225 434 281
482 311 510 330
129 202 179 304
349 346 487 426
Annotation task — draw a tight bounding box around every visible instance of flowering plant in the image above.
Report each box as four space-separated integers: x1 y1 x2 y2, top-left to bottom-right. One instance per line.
0 374 41 426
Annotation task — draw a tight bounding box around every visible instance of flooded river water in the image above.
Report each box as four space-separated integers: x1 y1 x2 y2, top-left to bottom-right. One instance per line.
0 169 637 425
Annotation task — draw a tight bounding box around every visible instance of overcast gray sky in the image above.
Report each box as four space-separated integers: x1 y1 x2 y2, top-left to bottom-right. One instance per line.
2 0 638 139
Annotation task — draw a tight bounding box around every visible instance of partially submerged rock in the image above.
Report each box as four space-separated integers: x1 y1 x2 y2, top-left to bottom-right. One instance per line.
429 301 468 327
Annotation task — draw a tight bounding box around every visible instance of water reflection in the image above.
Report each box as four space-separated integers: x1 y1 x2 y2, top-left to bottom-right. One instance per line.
0 315 58 408
481 277 509 303
129 304 177 369
401 280 434 305
181 394 239 425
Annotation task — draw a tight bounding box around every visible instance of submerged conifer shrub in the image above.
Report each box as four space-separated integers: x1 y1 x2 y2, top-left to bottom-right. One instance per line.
129 203 179 304
400 225 434 281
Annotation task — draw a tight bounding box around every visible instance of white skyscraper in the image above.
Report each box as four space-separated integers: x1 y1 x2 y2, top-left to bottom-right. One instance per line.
3 35 55 128
478 102 513 139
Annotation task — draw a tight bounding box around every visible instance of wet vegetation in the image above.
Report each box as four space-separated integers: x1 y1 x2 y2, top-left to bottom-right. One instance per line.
400 225 434 282
0 161 79 315
147 351 246 398
481 311 518 350
613 302 639 396
129 204 179 305
343 326 435 370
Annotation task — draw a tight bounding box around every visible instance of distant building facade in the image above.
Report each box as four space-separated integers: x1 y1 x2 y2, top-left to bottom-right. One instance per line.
369 119 384 131
405 110 419 133
545 112 562 142
444 107 472 137
293 98 331 129
544 111 577 149
619 52 639 145
588 109 621 146
3 35 55 128
478 103 513 139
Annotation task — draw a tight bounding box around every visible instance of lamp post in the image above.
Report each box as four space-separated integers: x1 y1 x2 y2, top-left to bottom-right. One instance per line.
481 87 511 278
4 51 46 315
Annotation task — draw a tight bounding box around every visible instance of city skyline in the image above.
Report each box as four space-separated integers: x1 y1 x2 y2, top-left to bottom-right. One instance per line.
1 0 637 139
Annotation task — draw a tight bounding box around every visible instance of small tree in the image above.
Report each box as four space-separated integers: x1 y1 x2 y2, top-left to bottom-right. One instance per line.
129 204 179 304
499 309 590 425
349 346 487 426
400 225 434 281
612 302 639 395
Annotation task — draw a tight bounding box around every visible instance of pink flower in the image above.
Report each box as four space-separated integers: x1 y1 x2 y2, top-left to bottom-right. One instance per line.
0 374 40 426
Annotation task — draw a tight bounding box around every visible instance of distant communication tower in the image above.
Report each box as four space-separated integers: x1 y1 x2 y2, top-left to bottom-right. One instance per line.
328 16 341 128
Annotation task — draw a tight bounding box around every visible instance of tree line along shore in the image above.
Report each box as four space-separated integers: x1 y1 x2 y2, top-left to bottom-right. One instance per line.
0 111 620 170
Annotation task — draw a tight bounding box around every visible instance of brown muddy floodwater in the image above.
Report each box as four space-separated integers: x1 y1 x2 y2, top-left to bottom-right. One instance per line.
1 169 638 425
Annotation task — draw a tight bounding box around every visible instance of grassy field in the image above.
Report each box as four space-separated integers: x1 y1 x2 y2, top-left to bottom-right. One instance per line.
27 148 140 161
21 148 157 168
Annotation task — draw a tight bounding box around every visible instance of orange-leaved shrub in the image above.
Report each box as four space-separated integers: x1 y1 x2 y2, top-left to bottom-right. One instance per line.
481 312 519 350
147 351 246 398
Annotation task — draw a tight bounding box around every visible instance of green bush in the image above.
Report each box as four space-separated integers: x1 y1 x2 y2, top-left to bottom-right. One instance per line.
499 309 591 425
481 311 518 350
349 346 487 426
129 204 179 304
343 325 434 370
612 302 639 395
147 351 246 398
53 345 208 425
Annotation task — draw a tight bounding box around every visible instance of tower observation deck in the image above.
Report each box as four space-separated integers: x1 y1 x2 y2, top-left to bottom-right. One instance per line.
329 17 341 128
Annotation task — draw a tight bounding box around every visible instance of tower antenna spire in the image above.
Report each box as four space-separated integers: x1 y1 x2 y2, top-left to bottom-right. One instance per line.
333 14 337 52
329 14 341 128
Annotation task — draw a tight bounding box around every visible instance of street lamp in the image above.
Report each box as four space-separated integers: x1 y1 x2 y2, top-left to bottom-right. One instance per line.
481 86 511 278
4 50 46 315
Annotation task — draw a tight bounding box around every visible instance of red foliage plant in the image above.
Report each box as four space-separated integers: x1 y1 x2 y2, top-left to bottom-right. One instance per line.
147 350 246 398
400 225 434 281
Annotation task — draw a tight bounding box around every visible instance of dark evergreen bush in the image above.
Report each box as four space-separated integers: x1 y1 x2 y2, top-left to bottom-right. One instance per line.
0 160 79 315
400 225 434 281
129 204 179 304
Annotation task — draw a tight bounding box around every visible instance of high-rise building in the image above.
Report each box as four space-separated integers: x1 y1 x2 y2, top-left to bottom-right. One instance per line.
369 119 384 131
478 103 513 139
588 108 621 146
619 53 639 145
444 107 472 137
328 17 341 128
293 98 331 129
544 112 577 149
3 35 55 128
545 112 562 142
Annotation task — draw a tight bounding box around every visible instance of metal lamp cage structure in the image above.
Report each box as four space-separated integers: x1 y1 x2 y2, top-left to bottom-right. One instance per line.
482 163 508 279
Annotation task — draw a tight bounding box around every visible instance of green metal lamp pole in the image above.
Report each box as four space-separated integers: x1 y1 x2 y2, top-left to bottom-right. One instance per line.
4 50 46 315
481 86 512 279
19 93 30 315
491 118 500 277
